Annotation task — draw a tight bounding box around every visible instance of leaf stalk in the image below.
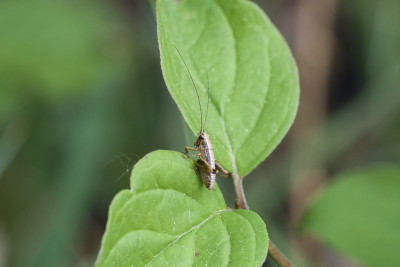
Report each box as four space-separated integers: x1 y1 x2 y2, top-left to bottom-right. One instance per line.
233 176 294 267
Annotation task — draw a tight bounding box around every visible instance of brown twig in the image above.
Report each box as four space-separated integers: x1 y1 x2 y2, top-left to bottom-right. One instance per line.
233 175 294 266
268 240 295 267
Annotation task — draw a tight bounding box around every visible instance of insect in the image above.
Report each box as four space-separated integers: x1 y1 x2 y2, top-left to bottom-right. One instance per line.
174 46 233 190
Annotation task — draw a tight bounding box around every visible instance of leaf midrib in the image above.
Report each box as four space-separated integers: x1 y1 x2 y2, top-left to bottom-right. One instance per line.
212 0 240 178
183 0 276 177
144 208 229 266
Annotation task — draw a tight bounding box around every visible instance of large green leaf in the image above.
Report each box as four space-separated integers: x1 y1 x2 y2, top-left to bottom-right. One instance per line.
96 150 268 266
301 166 400 266
157 0 299 177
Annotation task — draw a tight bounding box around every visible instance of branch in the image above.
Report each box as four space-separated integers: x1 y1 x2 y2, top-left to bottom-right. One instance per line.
268 240 295 267
233 176 294 267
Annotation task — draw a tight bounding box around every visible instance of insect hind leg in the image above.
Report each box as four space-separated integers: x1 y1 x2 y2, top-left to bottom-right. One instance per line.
196 158 214 173
196 159 233 179
215 162 233 178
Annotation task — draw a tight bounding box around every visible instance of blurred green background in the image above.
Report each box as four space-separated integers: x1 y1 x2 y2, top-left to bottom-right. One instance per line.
0 0 399 266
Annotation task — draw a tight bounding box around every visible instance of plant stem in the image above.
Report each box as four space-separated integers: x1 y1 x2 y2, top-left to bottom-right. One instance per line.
233 175 249 209
268 240 295 267
233 175 294 266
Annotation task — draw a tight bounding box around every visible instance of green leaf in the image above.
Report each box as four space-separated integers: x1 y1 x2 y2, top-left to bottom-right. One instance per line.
157 0 299 177
301 166 400 267
96 150 268 266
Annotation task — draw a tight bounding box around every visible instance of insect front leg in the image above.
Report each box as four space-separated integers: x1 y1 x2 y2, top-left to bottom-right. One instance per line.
183 147 201 159
184 146 198 154
215 162 233 178
184 152 202 159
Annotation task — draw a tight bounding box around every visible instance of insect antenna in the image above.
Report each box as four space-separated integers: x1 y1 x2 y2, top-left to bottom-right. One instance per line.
203 71 210 133
174 45 203 133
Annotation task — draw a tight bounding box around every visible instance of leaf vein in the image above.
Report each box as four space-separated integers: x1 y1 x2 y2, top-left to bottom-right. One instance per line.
144 209 229 266
234 212 258 267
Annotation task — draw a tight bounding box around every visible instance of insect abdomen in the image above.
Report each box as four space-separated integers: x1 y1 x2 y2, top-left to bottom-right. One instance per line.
199 133 216 190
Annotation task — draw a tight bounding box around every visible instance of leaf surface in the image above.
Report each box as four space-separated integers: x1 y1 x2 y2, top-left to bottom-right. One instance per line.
301 166 400 267
157 0 299 177
96 150 268 266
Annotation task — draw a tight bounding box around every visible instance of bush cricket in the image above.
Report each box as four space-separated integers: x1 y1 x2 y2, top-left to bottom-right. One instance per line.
174 46 233 190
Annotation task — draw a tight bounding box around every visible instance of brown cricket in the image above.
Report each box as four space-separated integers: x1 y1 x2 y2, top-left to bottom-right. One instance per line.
174 46 233 190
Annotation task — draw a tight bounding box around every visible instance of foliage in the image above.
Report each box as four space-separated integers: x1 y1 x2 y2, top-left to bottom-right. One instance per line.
301 166 400 266
1 0 397 266
97 0 300 265
0 0 131 121
96 151 268 266
157 0 299 177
